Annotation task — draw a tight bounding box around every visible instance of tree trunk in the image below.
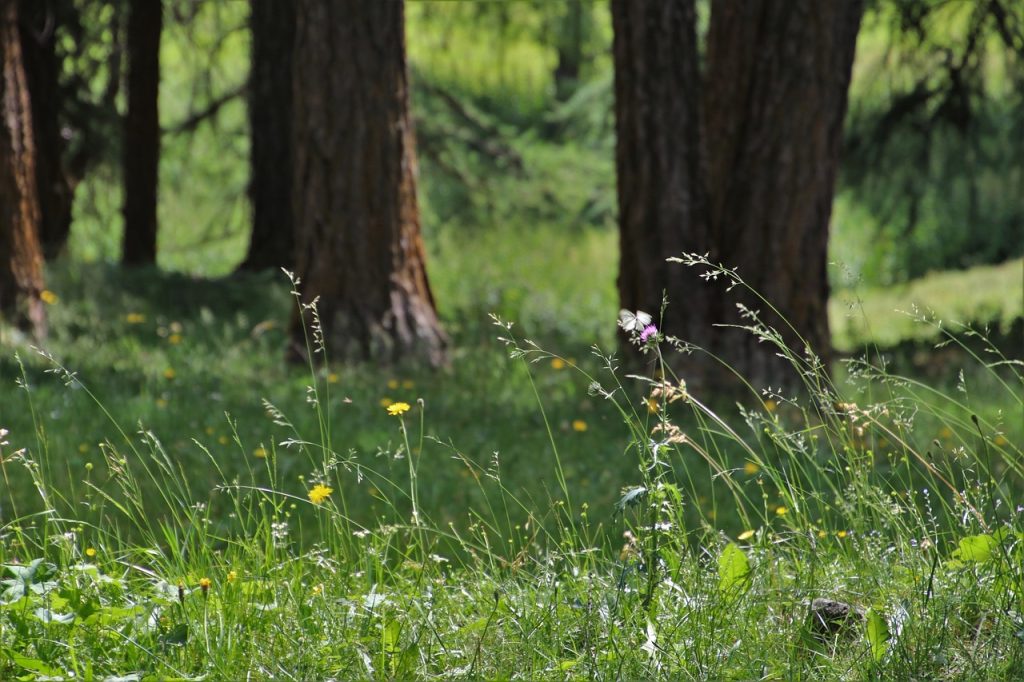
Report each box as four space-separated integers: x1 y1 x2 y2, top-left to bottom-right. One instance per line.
0 0 45 338
611 0 717 379
121 0 160 266
239 0 294 272
612 0 863 392
291 0 446 365
19 0 73 260
702 0 863 389
553 0 585 99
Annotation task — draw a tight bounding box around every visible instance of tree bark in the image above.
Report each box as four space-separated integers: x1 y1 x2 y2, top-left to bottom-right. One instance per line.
239 0 294 272
611 0 716 378
291 0 446 365
19 0 73 260
612 0 863 392
703 0 863 388
121 0 161 266
0 0 45 338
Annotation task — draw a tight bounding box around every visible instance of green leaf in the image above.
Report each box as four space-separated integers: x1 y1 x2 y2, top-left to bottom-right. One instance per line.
865 608 890 662
718 542 751 594
954 534 997 563
3 647 65 676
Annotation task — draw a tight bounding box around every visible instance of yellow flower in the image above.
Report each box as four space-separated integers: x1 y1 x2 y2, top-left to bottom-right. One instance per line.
387 379 399 389
168 333 182 345
40 290 58 305
775 506 788 516
387 402 411 416
205 426 215 436
738 530 755 541
938 426 954 440
994 434 1008 446
401 379 415 389
163 368 176 380
836 530 848 539
308 483 333 505
817 530 827 538
85 547 97 558
78 443 90 454
572 419 588 432
155 398 168 409
380 397 393 408
125 312 146 324
550 358 566 370
199 577 211 589
253 446 267 459
218 435 230 445
743 461 760 475
764 399 778 413
646 398 659 414
226 570 237 583
327 372 340 384
311 583 323 596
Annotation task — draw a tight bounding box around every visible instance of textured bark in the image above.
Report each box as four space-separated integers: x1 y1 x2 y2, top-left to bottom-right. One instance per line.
121 0 161 266
291 0 446 365
0 0 45 338
239 0 294 271
611 0 716 379
703 0 864 388
612 0 863 391
19 0 73 260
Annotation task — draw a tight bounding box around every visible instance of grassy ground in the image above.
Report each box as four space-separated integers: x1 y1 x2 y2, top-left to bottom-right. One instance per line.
1 248 1021 678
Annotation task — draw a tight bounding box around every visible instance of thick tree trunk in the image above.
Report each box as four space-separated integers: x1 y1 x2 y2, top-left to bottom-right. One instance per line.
19 0 73 260
291 0 446 365
239 0 294 272
121 0 161 266
0 0 45 338
703 0 863 388
611 0 717 380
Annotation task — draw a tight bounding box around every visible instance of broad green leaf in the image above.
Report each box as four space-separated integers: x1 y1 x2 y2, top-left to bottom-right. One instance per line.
954 534 997 563
718 542 751 594
865 608 890 661
3 647 64 676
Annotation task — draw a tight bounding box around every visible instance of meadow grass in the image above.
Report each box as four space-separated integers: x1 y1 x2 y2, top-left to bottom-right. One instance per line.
1 253 1021 679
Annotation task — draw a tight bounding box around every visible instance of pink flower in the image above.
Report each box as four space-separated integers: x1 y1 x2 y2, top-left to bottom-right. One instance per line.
640 324 658 343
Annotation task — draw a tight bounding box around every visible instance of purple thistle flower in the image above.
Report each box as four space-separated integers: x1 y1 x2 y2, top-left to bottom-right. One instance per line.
640 324 658 343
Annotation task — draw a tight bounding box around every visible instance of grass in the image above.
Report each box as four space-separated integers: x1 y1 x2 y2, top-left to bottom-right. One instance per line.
1 250 1022 678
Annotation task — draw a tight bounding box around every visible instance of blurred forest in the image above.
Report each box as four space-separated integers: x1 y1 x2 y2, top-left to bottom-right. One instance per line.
0 0 1021 371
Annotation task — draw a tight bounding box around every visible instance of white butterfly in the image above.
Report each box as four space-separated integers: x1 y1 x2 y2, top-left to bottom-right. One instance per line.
618 309 653 332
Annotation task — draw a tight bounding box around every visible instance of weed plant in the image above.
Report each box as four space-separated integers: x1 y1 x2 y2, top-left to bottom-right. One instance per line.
1 258 1022 679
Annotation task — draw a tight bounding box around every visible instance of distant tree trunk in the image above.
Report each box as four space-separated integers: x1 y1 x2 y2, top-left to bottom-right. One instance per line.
19 0 73 260
553 0 584 99
121 0 161 266
611 0 717 376
239 0 294 272
702 0 863 388
291 0 446 365
612 0 863 391
0 0 45 338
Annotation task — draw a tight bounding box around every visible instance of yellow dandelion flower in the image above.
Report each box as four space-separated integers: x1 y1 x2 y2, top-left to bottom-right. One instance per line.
743 461 760 475
387 402 411 416
199 577 211 589
163 367 176 380
572 419 588 432
168 333 182 345
994 434 1008 446
836 530 848 539
125 312 146 324
738 530 755 541
387 379 399 389
775 505 788 516
380 397 393 408
253 446 267 459
40 290 58 305
85 547 97 558
226 570 237 583
817 530 827 538
551 358 566 370
308 483 333 505
327 372 340 384
764 399 778 413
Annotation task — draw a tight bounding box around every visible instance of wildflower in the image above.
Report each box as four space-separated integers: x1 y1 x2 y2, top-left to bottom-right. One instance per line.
40 290 58 305
401 379 415 389
199 577 211 597
387 402 411 416
308 483 333 505
738 530 755 541
327 372 340 384
836 530 848 539
205 426 215 436
572 419 588 432
218 435 230 445
775 506 788 516
311 583 323 596
640 324 658 343
85 547 97 558
163 367 176 380
551 358 566 370
994 434 1008 446
168 333 182 345
938 426 954 440
253 446 267 459
387 379 400 389
226 570 237 583
380 397 394 408
764 400 778 413
743 461 760 475
646 398 659 414
125 312 145 324
78 443 90 454
817 530 828 538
